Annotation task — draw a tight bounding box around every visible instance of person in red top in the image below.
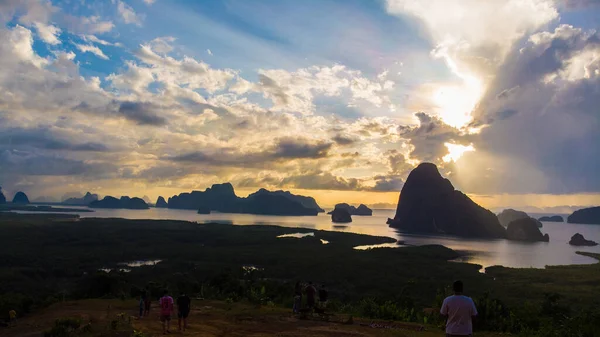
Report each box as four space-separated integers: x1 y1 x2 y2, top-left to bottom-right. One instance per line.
159 289 174 334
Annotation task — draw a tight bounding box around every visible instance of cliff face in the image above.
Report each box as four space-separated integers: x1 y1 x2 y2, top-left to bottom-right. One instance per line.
387 163 506 239
506 218 550 242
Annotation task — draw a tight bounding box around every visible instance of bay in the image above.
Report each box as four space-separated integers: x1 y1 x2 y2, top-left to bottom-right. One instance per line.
13 206 600 269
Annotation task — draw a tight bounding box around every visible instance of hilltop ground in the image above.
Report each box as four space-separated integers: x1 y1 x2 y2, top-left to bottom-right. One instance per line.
2 299 503 337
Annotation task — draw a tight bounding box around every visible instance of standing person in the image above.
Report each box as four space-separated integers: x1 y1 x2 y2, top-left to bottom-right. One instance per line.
305 281 317 310
143 291 151 317
138 293 145 319
440 280 478 337
177 292 191 331
159 290 174 335
293 281 302 314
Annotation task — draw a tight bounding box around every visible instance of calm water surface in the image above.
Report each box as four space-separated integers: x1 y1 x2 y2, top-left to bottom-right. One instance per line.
19 206 600 269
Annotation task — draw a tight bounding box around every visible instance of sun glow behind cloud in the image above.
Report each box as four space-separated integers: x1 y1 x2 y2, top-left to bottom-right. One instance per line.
443 143 475 163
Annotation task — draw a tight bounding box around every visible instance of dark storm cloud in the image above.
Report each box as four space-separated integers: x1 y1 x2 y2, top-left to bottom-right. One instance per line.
461 25 600 194
72 100 169 126
369 175 404 192
0 150 116 177
117 101 168 126
0 127 109 152
167 137 333 167
273 138 332 159
279 171 361 191
332 134 356 146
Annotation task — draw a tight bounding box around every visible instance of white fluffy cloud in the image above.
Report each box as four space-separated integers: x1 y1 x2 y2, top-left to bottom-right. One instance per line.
74 43 109 60
34 22 61 44
117 0 143 26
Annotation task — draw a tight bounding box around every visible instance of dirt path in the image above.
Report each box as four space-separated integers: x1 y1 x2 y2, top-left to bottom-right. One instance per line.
0 299 457 337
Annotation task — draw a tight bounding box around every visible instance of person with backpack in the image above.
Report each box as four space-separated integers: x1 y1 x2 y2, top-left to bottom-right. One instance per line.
159 290 174 334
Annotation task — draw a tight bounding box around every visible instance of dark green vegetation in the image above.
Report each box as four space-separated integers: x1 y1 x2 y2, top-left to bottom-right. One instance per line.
1 213 600 336
0 205 93 213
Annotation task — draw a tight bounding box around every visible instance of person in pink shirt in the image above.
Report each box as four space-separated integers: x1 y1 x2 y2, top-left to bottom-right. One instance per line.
440 280 478 337
159 289 174 334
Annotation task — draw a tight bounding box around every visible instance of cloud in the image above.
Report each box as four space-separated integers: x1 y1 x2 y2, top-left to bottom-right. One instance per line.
3 25 48 68
0 127 109 152
332 134 356 146
279 171 362 191
401 112 469 163
81 34 120 46
74 43 109 60
117 101 168 126
34 22 61 45
133 43 236 94
0 150 116 177
63 15 114 34
558 0 600 9
148 36 175 53
273 138 333 159
454 24 600 194
143 0 156 4
117 1 144 26
386 0 559 126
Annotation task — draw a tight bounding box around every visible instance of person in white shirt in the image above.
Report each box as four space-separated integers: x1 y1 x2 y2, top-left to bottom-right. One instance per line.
440 280 478 337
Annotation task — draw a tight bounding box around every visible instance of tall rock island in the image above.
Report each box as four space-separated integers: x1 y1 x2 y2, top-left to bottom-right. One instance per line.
387 163 506 239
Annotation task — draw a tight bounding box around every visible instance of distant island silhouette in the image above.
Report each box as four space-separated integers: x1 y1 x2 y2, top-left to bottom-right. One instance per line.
506 218 549 242
538 215 563 222
328 203 372 216
167 183 323 216
0 187 6 204
63 192 98 205
12 191 30 204
568 207 600 225
498 209 543 228
331 207 352 223
155 196 168 208
90 196 149 209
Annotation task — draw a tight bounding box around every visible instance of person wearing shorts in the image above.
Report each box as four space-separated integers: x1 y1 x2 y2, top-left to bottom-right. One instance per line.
159 290 174 334
177 292 191 331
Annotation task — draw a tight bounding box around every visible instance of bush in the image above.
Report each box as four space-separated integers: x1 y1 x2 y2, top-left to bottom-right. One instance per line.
43 317 82 337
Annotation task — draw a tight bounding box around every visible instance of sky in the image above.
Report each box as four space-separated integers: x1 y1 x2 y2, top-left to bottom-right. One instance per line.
0 0 599 210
